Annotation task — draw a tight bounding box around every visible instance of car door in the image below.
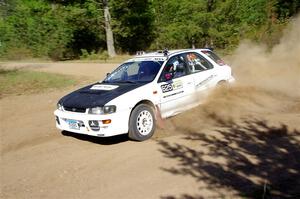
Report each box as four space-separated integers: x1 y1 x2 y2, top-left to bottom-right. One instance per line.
157 54 195 118
186 52 218 93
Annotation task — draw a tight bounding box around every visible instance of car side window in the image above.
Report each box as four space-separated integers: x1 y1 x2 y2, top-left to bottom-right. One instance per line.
186 52 213 73
159 54 188 82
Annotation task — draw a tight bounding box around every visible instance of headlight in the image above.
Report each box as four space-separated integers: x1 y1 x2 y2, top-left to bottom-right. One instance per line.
88 107 103 114
57 103 64 111
88 105 116 114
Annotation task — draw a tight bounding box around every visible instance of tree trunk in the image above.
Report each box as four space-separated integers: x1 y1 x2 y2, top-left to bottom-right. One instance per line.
103 0 116 57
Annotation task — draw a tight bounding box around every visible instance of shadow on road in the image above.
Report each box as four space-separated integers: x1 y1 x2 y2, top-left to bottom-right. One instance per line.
158 118 300 199
61 131 129 145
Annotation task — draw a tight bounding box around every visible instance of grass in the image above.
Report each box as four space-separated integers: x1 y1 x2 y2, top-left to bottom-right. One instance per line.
0 68 77 97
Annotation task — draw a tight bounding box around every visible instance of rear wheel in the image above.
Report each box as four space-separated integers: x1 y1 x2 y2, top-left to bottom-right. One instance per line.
217 80 229 88
217 80 227 85
128 104 156 141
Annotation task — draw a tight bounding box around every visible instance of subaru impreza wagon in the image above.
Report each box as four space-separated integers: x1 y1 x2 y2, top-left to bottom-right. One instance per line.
54 49 234 141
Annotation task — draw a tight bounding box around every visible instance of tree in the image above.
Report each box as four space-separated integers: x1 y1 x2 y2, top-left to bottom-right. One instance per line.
102 0 116 57
151 0 208 49
1 0 299 59
111 0 154 53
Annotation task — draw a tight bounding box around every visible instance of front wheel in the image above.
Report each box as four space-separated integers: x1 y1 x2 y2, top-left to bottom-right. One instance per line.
128 104 156 141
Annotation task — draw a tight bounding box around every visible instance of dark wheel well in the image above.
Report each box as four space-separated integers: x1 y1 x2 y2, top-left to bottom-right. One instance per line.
217 80 227 85
135 100 155 109
131 100 156 116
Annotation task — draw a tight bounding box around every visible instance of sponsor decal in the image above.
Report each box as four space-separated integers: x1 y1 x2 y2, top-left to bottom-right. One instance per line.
172 80 183 90
161 80 183 93
153 57 165 61
161 83 173 93
90 84 119 90
196 74 216 87
163 90 184 98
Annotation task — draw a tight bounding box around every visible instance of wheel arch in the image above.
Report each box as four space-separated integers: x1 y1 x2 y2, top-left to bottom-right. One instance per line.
129 99 158 120
132 99 156 112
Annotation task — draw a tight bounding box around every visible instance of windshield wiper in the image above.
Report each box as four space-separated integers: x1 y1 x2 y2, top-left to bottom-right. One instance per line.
118 80 136 83
101 80 137 84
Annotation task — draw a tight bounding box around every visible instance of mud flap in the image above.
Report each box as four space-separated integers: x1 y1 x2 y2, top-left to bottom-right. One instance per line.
155 105 165 129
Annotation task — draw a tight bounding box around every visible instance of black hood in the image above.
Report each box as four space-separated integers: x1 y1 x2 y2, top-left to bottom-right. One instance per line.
59 82 145 109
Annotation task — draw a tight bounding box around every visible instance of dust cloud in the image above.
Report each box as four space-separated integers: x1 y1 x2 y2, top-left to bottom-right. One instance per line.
156 15 300 137
231 16 300 97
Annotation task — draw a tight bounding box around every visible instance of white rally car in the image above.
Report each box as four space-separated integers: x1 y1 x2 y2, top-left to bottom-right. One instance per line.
54 49 234 141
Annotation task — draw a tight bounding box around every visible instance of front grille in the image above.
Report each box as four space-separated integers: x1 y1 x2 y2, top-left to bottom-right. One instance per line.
64 106 86 113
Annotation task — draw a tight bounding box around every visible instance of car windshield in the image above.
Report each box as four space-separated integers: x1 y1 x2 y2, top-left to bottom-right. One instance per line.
103 61 163 83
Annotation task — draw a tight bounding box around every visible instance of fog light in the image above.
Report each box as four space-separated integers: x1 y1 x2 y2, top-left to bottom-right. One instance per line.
89 120 100 131
89 120 99 127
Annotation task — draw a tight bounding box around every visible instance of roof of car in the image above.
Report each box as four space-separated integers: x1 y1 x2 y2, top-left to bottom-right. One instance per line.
125 49 213 63
134 49 211 58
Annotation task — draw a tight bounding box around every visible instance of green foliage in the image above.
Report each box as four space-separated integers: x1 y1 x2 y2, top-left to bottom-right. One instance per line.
98 51 109 61
79 49 90 59
0 0 299 59
151 0 273 50
274 0 300 21
0 68 76 96
1 47 33 60
79 49 109 61
0 0 105 60
65 0 106 57
151 0 207 49
110 0 155 53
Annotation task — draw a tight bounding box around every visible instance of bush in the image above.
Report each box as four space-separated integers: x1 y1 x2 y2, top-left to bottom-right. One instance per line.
79 49 89 59
79 49 109 61
1 47 33 60
48 46 67 61
98 51 109 61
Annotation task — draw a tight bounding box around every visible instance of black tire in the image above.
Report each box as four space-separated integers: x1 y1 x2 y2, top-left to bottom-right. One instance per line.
217 80 229 89
128 104 156 141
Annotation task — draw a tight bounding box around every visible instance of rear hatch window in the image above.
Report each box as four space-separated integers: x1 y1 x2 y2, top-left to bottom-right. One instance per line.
201 50 225 66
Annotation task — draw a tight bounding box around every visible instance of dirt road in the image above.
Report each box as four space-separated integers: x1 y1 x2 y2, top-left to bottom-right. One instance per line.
0 63 207 199
0 62 236 199
1 60 299 199
1 19 300 198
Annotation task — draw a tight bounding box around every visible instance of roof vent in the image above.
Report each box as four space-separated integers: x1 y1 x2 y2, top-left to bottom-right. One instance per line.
163 48 169 56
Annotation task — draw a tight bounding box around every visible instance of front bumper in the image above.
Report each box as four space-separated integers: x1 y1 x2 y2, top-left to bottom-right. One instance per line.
54 109 129 137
